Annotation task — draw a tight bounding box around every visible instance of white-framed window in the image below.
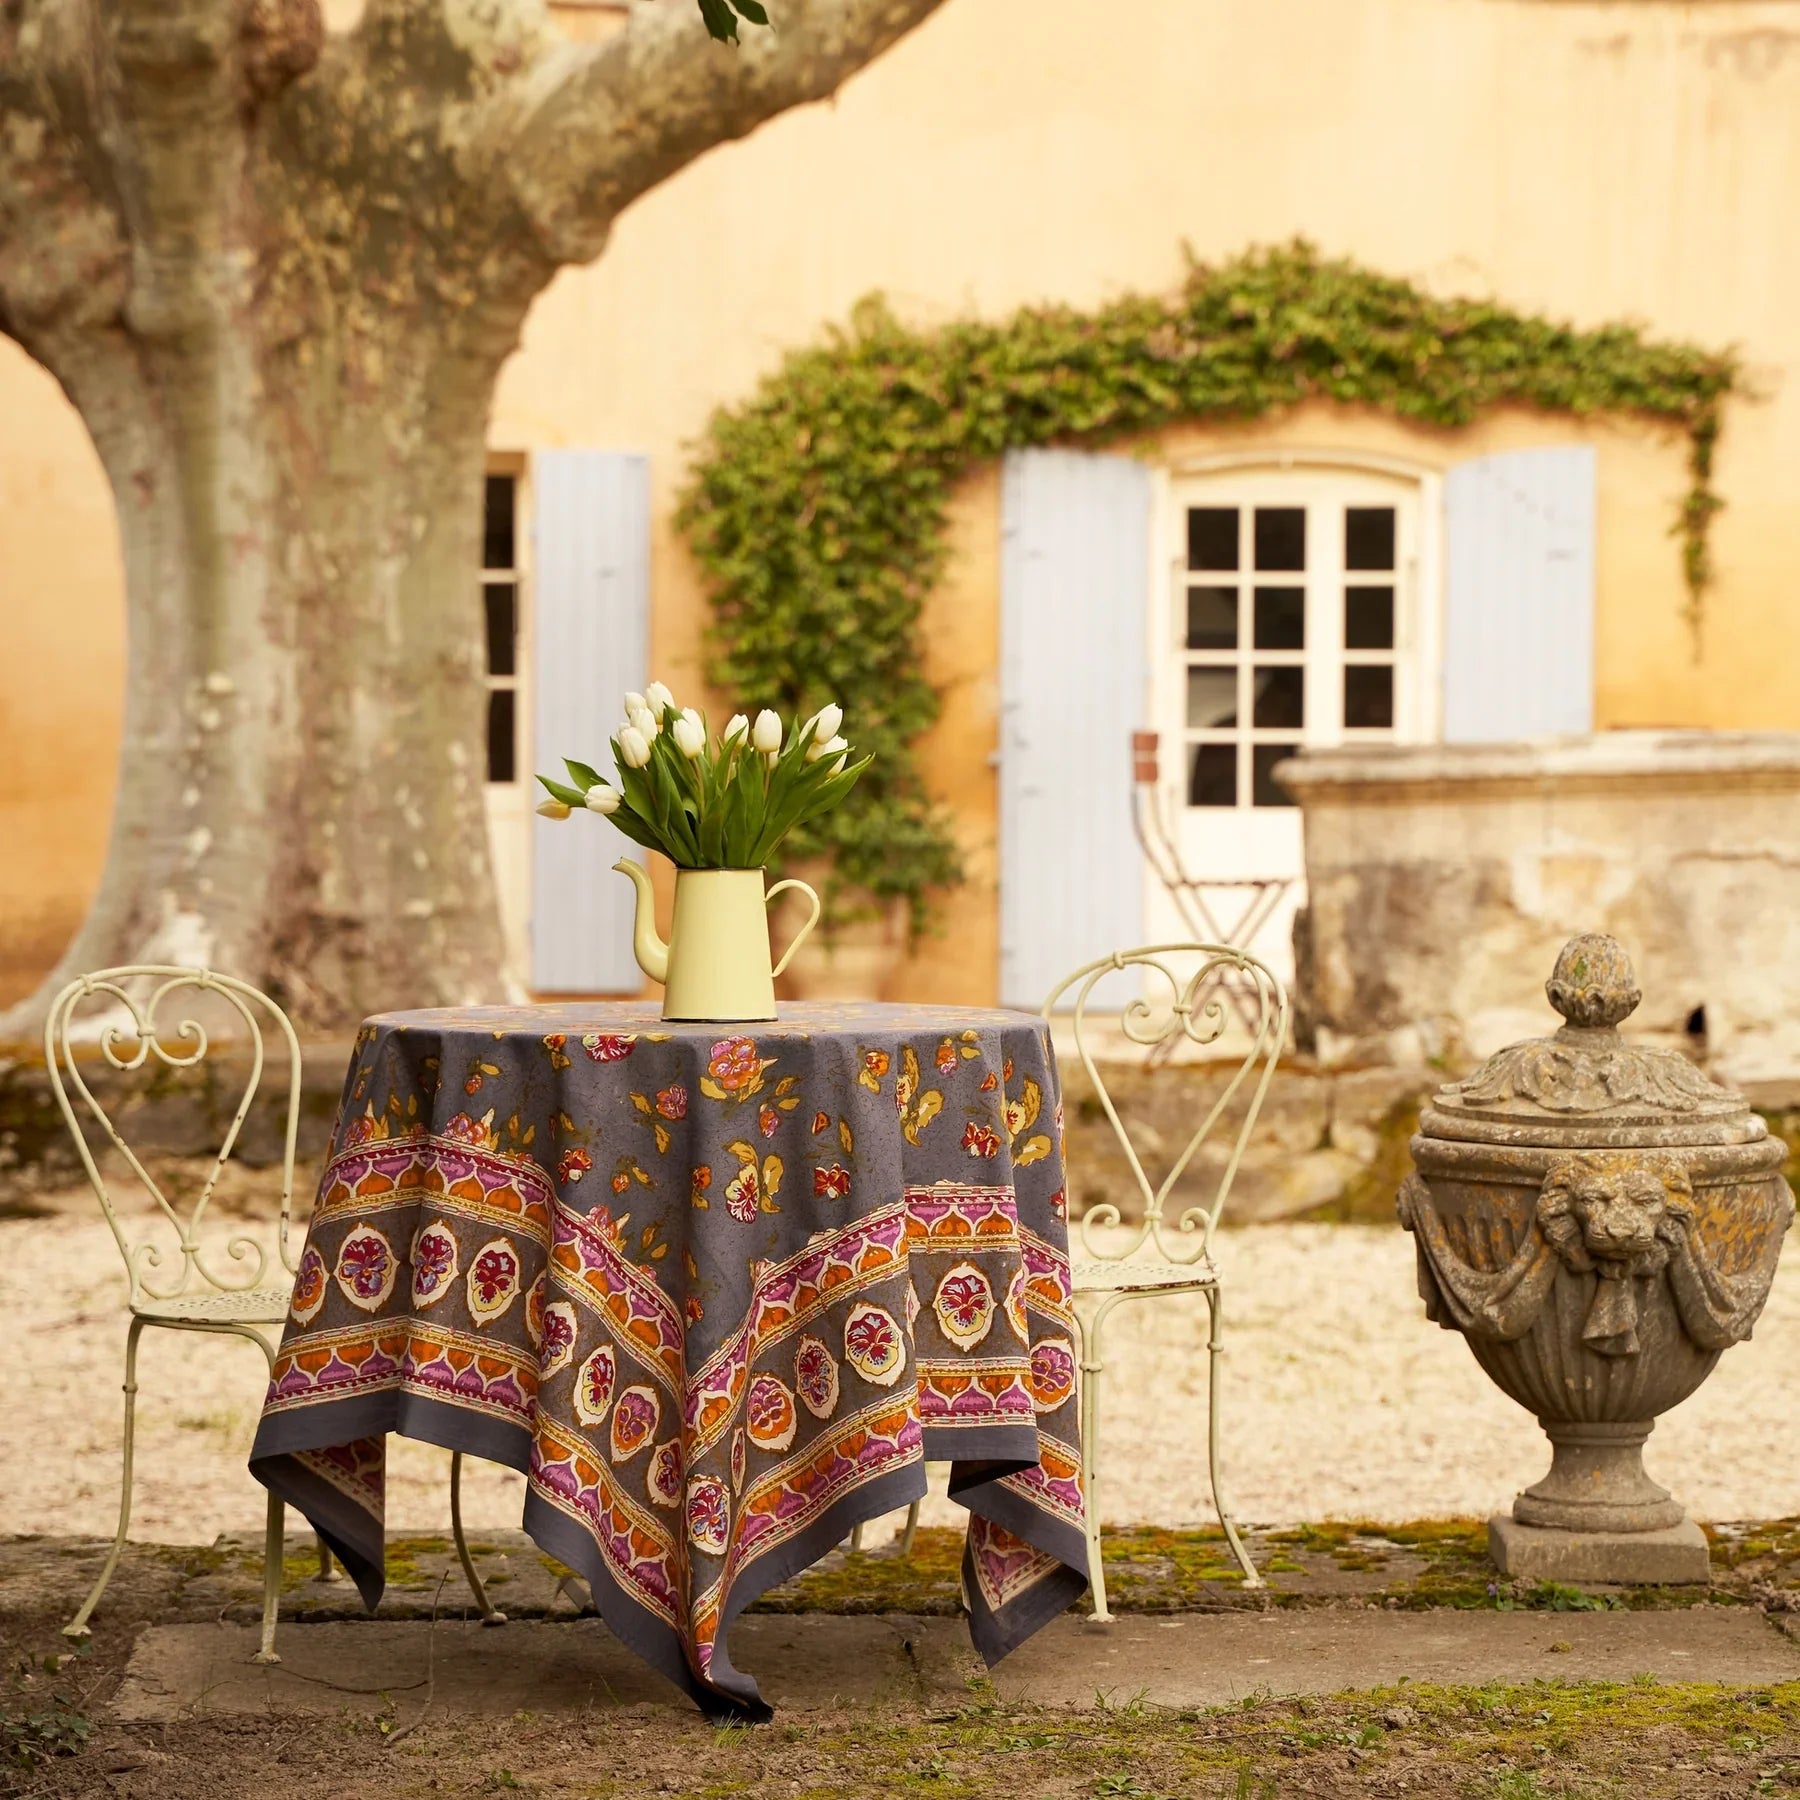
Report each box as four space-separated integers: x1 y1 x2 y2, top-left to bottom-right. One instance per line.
482 462 533 983
1143 459 1439 975
1170 464 1431 814
483 471 525 785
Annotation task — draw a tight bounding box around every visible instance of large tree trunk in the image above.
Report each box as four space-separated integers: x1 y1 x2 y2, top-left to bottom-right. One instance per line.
0 0 948 1032
59 329 518 1030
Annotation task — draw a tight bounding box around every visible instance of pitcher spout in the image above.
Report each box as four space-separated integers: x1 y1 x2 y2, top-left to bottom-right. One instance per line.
613 859 670 984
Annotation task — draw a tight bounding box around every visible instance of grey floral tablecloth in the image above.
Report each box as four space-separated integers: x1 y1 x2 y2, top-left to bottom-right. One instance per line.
249 1002 1087 1717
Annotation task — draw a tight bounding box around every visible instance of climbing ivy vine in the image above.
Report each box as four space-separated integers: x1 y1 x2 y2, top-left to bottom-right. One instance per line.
678 242 1738 932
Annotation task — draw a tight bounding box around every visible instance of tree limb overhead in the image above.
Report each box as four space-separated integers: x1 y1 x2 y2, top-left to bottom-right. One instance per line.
498 0 950 267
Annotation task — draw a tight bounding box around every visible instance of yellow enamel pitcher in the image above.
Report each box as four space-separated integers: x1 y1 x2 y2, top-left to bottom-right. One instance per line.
614 861 821 1022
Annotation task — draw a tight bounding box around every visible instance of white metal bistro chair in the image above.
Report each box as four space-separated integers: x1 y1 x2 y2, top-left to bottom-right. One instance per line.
47 966 503 1662
876 944 1287 1619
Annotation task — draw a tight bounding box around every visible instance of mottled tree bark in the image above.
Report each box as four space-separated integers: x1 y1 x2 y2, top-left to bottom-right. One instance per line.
0 0 945 1029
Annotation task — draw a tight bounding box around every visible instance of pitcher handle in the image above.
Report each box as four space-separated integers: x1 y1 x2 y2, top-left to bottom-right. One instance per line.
764 879 822 980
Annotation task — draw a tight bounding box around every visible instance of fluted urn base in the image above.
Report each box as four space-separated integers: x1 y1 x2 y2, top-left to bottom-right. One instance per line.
1512 1419 1685 1534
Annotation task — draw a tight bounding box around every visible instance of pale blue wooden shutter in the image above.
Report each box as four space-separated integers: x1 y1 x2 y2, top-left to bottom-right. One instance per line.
1443 447 1596 742
999 448 1150 1009
531 450 650 992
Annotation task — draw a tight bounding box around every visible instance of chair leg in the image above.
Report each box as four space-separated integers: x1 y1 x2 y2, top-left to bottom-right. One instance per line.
901 1498 921 1557
451 1451 506 1625
1075 1298 1115 1623
1204 1285 1262 1589
65 1318 146 1640
849 1519 866 1552
253 1485 285 1663
315 1537 341 1583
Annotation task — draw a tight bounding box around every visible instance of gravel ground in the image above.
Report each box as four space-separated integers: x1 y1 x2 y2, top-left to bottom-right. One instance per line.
3 1183 1794 1543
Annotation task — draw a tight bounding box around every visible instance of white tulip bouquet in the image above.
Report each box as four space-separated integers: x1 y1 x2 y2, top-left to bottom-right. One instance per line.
536 682 871 869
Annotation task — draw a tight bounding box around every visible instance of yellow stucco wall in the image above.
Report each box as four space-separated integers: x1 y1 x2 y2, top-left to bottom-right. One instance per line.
0 349 124 1001
4 0 1799 1004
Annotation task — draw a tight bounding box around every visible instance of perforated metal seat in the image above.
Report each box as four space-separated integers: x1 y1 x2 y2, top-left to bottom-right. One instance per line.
1068 1256 1219 1295
134 1287 293 1325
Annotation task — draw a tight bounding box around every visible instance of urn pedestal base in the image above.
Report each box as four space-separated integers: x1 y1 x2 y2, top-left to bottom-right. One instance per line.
1488 1514 1710 1586
1512 1419 1685 1534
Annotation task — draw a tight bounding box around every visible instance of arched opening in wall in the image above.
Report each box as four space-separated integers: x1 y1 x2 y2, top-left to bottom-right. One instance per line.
1145 451 1439 978
0 341 126 1015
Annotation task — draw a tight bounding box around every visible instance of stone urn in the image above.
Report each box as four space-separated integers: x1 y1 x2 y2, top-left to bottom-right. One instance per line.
1398 933 1793 1583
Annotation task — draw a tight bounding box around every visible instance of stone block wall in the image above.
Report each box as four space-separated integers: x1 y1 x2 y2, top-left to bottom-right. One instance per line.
1280 732 1800 1087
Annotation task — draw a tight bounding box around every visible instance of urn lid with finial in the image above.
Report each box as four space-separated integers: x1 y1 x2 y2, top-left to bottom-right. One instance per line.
1419 933 1766 1151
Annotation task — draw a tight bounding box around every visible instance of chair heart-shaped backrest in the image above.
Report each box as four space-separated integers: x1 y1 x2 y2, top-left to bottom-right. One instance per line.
1044 944 1288 1267
45 966 303 1307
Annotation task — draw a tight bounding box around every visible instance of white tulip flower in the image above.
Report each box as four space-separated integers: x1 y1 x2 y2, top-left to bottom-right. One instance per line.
806 733 849 764
645 680 676 715
723 713 750 746
805 702 843 745
628 703 659 740
752 709 783 754
671 715 706 759
623 691 648 716
619 725 652 768
536 798 572 820
585 783 622 814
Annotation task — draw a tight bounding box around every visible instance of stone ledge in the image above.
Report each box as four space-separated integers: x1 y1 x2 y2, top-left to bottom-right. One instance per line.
1278 730 1800 806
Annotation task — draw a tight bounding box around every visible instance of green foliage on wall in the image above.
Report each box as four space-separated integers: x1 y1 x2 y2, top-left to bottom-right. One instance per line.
678 242 1738 931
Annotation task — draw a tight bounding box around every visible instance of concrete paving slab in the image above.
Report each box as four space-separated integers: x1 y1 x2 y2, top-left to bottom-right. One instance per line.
993 1607 1800 1709
113 1615 977 1721
113 1606 1800 1726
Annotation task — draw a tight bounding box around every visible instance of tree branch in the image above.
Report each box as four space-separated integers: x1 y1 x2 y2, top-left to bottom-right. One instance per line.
0 0 131 357
496 0 950 267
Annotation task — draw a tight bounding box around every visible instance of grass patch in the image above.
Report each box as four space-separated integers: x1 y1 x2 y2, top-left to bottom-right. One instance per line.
699 1679 1800 1799
1711 1516 1800 1586
274 1532 512 1595
750 1517 1797 1619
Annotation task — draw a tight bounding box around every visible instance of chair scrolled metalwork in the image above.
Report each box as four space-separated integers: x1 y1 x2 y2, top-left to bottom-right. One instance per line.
47 966 504 1660
875 945 1288 1607
1051 943 1287 1617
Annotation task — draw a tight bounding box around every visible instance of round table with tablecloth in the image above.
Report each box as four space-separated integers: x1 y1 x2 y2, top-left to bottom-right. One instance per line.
250 1001 1088 1718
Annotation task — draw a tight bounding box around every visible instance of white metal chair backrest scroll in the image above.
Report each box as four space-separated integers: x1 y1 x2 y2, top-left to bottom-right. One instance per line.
45 966 503 1660
47 966 304 1315
1047 943 1288 1618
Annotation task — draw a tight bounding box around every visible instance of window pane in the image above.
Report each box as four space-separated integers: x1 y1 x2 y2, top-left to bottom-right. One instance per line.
484 474 516 570
1254 507 1305 572
1186 585 1238 650
1188 743 1237 807
1187 508 1238 572
1345 585 1395 650
1252 744 1299 807
1252 665 1304 728
1186 668 1238 730
487 688 517 783
1344 665 1395 729
1253 586 1305 650
484 582 517 677
1345 506 1395 571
